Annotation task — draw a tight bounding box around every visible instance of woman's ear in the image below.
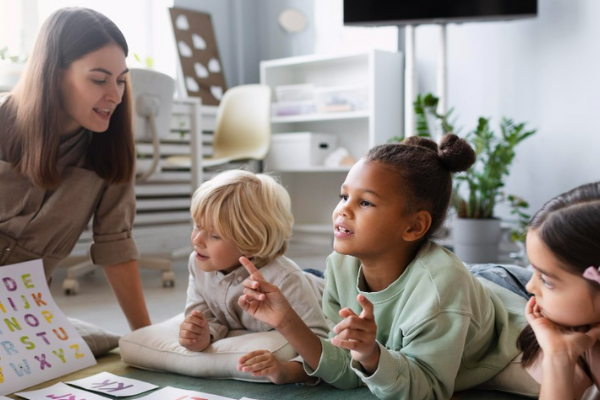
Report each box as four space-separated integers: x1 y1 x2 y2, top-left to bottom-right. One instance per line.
403 210 432 242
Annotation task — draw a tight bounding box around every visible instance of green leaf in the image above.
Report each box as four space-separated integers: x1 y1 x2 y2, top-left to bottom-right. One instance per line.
411 92 537 219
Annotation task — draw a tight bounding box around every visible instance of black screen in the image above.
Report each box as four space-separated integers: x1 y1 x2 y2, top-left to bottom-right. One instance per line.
343 0 537 26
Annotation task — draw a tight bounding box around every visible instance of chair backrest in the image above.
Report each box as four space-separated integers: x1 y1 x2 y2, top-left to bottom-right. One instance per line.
212 84 272 161
130 68 175 141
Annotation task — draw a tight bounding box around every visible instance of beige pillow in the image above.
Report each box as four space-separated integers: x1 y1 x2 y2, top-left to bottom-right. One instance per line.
119 313 297 382
68 317 121 357
476 352 540 397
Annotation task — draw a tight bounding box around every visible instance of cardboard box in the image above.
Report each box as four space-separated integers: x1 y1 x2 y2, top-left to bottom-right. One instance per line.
266 132 338 170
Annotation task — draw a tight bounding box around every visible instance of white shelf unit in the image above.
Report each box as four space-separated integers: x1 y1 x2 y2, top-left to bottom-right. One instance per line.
260 50 403 244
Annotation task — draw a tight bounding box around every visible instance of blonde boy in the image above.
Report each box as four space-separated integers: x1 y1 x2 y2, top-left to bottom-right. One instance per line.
179 170 328 384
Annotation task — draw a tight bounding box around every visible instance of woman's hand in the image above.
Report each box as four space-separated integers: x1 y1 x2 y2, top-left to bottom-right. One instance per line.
331 294 380 374
237 257 294 330
179 310 211 352
526 296 600 363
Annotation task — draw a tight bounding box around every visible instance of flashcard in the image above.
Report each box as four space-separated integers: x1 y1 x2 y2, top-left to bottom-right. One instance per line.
135 386 236 400
0 259 96 396
67 371 158 397
15 382 109 400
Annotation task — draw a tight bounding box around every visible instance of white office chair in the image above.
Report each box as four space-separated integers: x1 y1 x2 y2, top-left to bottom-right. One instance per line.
61 69 178 294
166 84 272 170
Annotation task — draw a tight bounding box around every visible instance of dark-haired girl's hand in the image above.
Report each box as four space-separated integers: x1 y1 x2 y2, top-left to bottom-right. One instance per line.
238 256 294 330
331 294 380 374
526 296 600 363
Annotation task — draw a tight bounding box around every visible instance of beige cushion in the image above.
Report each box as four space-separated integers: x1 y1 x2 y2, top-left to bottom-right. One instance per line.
119 312 297 382
68 318 121 357
476 352 540 397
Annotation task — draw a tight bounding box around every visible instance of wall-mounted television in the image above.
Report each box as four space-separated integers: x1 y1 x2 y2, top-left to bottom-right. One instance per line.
343 1 537 26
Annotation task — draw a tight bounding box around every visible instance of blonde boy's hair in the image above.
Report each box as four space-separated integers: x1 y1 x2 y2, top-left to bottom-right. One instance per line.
190 170 293 268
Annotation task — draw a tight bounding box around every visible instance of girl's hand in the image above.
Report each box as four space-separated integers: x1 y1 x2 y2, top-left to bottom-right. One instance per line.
179 310 211 352
526 296 600 363
331 294 380 374
237 256 294 329
237 349 287 384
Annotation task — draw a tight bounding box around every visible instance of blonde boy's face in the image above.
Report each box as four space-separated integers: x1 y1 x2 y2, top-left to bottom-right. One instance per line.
191 222 243 274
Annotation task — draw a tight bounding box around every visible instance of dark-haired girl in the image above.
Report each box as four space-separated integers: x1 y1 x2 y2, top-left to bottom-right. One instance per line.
237 134 531 399
517 182 600 400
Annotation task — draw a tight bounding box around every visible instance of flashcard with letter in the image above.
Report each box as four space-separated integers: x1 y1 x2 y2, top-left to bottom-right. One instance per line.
16 382 109 400
135 386 236 400
67 371 158 397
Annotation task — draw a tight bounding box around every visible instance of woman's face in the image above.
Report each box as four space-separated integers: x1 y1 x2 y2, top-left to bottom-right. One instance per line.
59 42 128 135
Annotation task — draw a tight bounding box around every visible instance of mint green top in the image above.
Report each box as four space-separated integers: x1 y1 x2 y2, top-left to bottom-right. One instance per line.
306 241 527 400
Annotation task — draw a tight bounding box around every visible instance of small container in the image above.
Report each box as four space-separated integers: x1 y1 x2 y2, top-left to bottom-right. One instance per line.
314 85 369 113
266 132 338 170
275 84 315 102
271 100 316 117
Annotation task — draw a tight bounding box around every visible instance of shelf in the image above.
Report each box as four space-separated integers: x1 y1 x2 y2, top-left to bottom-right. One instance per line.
261 50 402 246
293 224 333 234
274 166 351 173
271 110 370 124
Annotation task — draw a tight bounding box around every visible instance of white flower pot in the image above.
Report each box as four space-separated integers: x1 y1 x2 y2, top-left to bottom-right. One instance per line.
452 218 502 264
0 62 25 90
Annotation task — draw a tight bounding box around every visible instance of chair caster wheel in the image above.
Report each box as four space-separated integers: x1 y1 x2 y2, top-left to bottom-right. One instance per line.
63 278 79 295
161 271 175 288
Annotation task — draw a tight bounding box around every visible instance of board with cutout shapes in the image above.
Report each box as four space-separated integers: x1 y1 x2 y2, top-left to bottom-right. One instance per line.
169 7 227 106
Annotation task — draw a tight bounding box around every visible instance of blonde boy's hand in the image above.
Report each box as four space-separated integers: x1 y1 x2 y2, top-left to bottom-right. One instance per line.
179 310 211 352
237 350 288 384
331 294 380 374
238 257 293 329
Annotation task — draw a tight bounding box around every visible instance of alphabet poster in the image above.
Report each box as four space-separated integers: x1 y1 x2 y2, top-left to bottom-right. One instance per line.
169 7 227 106
0 260 95 396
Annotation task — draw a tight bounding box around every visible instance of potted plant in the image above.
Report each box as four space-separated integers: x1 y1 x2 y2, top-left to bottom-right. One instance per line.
0 46 27 90
411 93 536 263
507 194 531 266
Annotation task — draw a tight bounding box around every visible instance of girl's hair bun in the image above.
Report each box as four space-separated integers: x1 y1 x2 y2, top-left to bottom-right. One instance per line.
438 133 476 173
403 135 439 152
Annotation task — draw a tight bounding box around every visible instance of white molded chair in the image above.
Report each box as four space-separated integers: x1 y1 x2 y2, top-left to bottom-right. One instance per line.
204 84 272 167
167 84 272 170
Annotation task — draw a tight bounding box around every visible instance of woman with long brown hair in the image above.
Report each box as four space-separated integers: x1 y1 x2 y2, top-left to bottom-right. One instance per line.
0 7 150 330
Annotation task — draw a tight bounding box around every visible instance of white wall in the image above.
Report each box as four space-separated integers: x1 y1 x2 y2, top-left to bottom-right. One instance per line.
174 0 314 87
173 0 600 219
413 0 600 218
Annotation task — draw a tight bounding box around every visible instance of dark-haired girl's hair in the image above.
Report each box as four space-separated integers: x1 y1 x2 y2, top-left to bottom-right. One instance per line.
365 134 475 241
3 7 134 189
517 181 600 367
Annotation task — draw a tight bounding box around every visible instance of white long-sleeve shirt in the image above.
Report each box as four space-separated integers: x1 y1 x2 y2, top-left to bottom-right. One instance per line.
184 253 329 342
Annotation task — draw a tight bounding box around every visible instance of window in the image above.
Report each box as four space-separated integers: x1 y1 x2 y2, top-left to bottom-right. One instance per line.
0 0 176 77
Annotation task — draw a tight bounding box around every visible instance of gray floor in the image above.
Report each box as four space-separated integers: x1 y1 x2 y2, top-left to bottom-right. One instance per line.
50 242 331 335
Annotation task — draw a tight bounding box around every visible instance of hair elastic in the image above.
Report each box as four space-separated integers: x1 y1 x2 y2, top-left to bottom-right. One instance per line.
583 266 600 284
